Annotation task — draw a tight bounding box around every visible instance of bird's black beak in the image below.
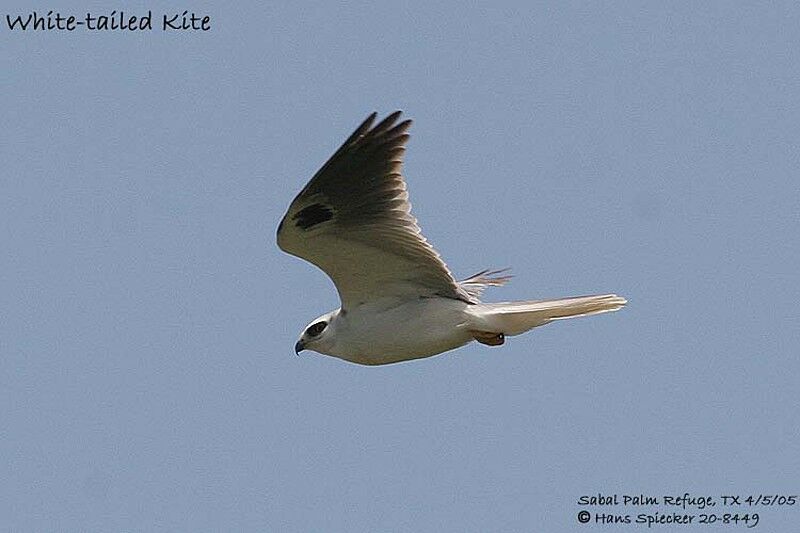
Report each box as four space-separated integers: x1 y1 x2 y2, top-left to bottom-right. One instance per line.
294 340 305 355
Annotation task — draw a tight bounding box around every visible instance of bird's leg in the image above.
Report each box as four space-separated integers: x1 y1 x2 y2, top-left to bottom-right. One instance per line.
470 330 505 346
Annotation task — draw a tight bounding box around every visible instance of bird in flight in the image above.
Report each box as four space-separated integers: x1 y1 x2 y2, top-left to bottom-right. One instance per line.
277 112 626 365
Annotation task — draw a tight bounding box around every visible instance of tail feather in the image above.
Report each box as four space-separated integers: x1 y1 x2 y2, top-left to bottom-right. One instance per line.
467 294 627 336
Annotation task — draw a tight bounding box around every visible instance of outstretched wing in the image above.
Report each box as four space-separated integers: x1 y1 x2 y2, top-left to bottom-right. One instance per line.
277 111 474 310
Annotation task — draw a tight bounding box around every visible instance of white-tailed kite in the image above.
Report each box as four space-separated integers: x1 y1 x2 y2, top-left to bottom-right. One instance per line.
277 112 626 365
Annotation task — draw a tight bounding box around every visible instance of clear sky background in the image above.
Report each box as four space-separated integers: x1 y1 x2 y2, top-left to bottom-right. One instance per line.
2 2 799 531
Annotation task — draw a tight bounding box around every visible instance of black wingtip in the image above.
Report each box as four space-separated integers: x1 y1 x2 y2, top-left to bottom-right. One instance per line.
365 110 407 126
362 112 378 130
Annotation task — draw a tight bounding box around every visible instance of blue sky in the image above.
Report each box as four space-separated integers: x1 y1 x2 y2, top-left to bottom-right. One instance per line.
2 2 799 531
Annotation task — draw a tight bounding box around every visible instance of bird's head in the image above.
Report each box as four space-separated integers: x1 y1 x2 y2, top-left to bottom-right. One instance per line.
294 310 338 355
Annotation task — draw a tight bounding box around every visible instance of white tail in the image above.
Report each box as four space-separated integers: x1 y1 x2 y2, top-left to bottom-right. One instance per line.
467 294 627 336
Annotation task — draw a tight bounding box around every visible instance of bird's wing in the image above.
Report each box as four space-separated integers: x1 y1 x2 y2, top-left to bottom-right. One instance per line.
457 269 513 301
277 111 474 310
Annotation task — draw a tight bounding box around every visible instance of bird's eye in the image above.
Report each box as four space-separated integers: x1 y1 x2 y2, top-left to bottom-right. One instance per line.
306 321 327 337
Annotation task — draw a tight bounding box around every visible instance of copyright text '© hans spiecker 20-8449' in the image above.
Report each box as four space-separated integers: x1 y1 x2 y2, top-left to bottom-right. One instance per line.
3 10 211 32
576 493 797 528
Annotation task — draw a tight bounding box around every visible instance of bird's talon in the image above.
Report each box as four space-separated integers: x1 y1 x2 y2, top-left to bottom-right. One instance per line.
470 330 505 346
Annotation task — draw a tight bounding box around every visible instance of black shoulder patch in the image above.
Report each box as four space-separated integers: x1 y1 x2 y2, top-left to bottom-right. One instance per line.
293 203 334 230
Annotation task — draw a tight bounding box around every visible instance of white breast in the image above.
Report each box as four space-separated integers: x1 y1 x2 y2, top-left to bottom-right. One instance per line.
327 297 474 365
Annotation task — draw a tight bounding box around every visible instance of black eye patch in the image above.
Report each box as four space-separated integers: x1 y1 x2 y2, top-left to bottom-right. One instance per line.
306 321 327 337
